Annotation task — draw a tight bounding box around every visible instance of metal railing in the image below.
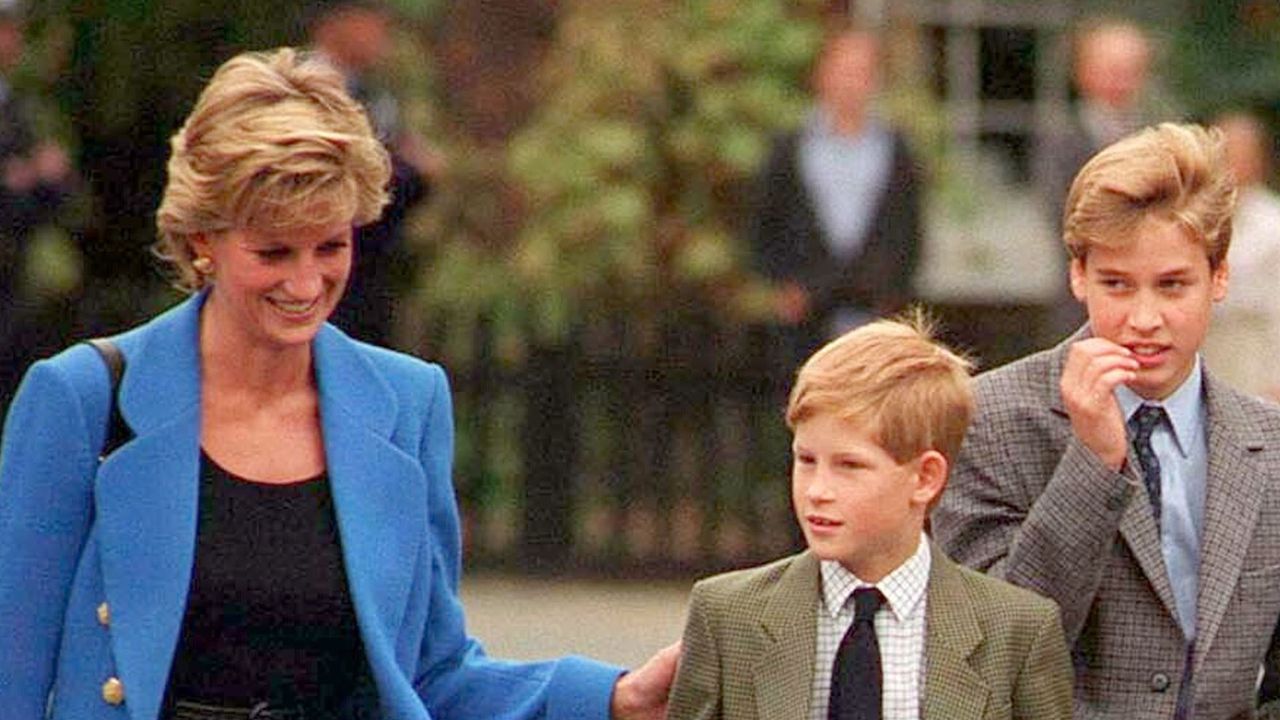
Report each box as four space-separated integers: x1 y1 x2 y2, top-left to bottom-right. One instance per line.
442 301 1052 577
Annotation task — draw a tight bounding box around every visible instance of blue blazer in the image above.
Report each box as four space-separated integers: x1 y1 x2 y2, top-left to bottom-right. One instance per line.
0 293 620 720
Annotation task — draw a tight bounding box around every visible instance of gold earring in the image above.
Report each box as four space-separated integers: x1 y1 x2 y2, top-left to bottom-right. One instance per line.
192 256 214 275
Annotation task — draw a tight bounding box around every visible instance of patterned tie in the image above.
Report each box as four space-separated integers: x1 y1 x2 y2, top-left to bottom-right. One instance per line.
1129 405 1166 530
828 587 885 720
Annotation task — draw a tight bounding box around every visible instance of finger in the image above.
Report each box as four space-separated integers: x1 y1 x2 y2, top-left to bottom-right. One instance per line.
1087 367 1138 406
1064 352 1138 400
1075 354 1140 393
1071 366 1135 403
1063 366 1136 415
1072 337 1135 358
1063 339 1131 380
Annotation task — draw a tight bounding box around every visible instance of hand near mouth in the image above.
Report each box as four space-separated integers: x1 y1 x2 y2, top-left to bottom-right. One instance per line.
1061 337 1139 470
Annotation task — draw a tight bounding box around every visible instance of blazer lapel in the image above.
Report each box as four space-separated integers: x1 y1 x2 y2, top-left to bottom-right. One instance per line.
90 297 426 720
1046 331 1181 622
314 327 426 657
922 548 989 720
1192 375 1268 672
94 294 204 720
1117 497 1181 621
754 552 820 720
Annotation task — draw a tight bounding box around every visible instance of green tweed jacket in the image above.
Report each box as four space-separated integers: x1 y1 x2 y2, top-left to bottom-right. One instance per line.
667 542 1073 720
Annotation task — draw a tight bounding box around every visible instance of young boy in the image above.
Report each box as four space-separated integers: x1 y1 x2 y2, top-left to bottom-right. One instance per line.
667 317 1073 720
933 123 1280 719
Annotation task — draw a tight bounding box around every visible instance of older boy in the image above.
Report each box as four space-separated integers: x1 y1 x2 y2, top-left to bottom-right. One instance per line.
668 318 1073 720
934 123 1280 719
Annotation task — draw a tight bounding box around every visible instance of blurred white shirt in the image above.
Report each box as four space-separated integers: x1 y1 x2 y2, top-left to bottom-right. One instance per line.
1204 184 1280 397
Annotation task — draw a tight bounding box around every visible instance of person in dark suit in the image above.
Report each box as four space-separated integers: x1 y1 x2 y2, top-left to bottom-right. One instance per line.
310 0 444 347
935 123 1280 719
0 47 676 720
1041 18 1159 337
0 6 71 241
1042 19 1156 210
668 317 1072 720
747 19 921 369
0 4 74 416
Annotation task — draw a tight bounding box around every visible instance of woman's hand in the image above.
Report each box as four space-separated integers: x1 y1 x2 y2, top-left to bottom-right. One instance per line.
610 641 681 720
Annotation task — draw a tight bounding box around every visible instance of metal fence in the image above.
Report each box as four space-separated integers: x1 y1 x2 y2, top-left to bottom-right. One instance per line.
442 301 1053 577
448 318 802 578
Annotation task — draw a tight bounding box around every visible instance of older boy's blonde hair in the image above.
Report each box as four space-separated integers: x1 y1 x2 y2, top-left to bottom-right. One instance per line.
1063 122 1236 269
786 313 975 464
154 47 391 290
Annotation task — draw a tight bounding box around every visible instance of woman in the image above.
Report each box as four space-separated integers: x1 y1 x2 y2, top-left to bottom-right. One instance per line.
0 48 674 720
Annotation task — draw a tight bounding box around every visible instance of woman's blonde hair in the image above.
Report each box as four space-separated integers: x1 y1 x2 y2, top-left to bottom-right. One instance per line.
786 312 975 465
1063 122 1236 269
154 47 391 290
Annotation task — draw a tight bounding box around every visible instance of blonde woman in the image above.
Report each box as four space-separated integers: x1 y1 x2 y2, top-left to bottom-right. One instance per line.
0 48 674 720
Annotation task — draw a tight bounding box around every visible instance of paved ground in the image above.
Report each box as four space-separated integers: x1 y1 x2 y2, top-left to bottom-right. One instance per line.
459 572 696 668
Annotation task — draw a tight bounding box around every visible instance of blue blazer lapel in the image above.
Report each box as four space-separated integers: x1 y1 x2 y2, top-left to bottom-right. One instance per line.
94 294 204 720
91 296 428 720
314 327 427 660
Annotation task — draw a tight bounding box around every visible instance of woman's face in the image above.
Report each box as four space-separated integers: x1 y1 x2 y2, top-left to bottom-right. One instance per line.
193 220 353 351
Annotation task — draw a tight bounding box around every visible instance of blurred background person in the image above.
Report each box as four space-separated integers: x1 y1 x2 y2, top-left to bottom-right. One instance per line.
747 16 921 371
310 0 444 347
0 0 74 418
1042 17 1165 337
1045 18 1158 212
1201 110 1280 400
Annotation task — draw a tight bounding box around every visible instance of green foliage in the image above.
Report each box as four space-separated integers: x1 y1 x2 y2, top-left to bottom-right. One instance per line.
1168 1 1280 116
7 9 91 302
49 0 303 135
412 0 827 362
384 0 447 23
35 0 311 305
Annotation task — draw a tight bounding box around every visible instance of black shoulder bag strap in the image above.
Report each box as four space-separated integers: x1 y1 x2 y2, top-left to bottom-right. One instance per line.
85 338 134 458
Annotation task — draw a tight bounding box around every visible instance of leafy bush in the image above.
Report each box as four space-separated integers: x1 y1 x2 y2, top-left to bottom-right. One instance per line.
410 0 828 363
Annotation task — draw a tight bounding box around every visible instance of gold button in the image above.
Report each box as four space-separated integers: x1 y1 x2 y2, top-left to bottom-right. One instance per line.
97 602 110 626
102 677 124 705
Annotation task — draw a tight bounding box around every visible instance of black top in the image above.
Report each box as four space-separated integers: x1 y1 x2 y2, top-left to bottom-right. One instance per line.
164 453 368 713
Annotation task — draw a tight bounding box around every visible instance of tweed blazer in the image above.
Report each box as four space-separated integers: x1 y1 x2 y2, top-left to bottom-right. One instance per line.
666 544 1073 720
0 292 620 720
933 332 1280 719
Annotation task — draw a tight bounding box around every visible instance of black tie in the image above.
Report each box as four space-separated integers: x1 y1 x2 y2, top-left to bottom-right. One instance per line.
1129 405 1166 530
828 587 885 720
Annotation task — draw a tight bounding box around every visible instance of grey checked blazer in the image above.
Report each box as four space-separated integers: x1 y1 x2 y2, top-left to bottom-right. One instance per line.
666 544 1073 720
933 333 1280 719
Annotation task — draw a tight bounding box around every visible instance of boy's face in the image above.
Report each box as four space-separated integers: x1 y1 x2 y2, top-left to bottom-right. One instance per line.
791 412 939 582
1070 215 1228 400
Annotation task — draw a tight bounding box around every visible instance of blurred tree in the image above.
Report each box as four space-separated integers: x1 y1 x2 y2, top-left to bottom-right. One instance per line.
1169 0 1280 117
41 0 308 329
407 0 830 568
411 0 827 364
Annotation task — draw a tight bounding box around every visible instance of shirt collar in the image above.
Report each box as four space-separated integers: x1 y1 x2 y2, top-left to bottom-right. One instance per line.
1115 355 1205 458
820 532 931 622
1079 100 1143 145
805 107 885 144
